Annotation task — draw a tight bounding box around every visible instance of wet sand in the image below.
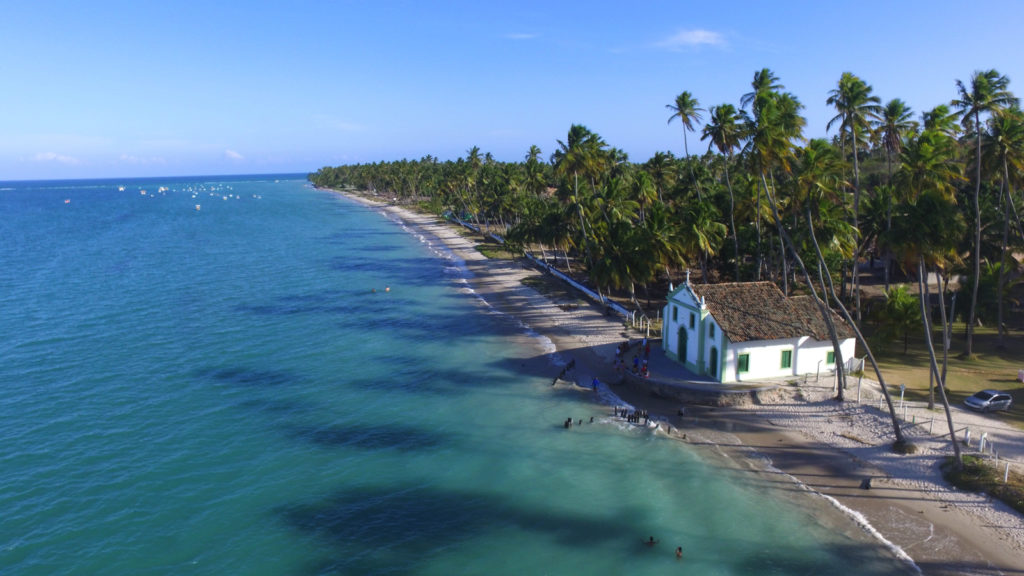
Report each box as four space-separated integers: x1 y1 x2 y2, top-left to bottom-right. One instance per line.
330 188 1024 576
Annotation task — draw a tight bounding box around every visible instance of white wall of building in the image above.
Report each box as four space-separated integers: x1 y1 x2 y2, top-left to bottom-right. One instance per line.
723 336 856 383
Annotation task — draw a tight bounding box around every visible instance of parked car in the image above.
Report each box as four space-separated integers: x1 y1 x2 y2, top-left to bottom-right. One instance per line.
963 390 1013 412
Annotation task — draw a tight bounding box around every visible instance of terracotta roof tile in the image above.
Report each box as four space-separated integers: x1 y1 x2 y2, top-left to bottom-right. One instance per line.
689 282 854 343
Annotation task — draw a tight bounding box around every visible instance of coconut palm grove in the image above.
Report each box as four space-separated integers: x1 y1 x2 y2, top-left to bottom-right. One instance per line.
310 68 1023 373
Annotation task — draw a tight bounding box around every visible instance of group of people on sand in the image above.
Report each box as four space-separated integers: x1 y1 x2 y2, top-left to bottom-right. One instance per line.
614 406 649 425
613 338 652 378
643 537 683 559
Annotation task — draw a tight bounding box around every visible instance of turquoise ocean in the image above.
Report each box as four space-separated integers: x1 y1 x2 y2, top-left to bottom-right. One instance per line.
0 176 915 575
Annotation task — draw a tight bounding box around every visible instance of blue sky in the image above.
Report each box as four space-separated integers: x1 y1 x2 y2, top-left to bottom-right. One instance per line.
2 0 1023 180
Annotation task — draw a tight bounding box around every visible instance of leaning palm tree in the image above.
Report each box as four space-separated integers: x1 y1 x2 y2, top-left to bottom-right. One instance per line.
667 91 704 199
702 103 748 280
890 190 966 468
791 138 854 401
952 69 1018 356
826 72 882 323
894 124 967 466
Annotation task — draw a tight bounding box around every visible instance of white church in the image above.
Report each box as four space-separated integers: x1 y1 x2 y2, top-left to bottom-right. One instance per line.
661 277 856 383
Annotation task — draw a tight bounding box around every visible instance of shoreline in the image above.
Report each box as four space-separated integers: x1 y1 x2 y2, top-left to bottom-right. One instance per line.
326 187 1024 575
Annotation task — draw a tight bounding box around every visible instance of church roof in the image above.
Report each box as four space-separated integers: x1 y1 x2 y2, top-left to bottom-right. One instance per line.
688 281 854 343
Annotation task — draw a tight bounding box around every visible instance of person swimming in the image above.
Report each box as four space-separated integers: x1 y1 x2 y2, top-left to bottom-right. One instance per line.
644 536 658 546
675 546 682 559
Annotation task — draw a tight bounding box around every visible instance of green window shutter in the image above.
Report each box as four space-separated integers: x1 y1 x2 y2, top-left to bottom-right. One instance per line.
826 351 835 365
738 353 750 373
781 350 792 369
689 313 695 329
672 306 678 322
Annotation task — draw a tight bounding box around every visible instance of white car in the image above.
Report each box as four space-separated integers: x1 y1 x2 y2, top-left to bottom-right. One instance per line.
963 390 1013 412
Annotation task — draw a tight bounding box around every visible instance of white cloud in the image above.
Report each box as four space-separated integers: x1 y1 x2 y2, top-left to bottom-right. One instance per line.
657 29 725 50
504 33 538 40
224 149 244 160
118 154 166 165
32 151 81 165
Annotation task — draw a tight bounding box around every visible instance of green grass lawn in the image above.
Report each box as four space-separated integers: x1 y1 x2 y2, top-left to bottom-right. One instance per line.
868 325 1024 430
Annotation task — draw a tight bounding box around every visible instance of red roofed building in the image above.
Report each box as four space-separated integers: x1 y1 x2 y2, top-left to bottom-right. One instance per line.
661 276 855 383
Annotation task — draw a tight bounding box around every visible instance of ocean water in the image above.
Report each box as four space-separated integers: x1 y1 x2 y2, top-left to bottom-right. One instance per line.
0 176 914 575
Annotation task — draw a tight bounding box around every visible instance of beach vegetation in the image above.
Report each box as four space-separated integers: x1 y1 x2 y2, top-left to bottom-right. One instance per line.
875 285 921 353
942 454 1024 515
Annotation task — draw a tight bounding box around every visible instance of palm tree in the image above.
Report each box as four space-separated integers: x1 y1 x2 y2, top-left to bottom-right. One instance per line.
877 99 918 292
922 104 961 137
982 106 1024 345
523 145 548 197
789 138 855 401
667 91 704 199
741 68 783 112
630 170 658 224
879 99 918 181
890 189 966 467
879 285 921 354
826 72 882 323
551 124 609 256
893 123 967 464
953 69 1018 356
740 68 784 280
640 202 686 285
744 85 804 285
702 103 747 280
644 151 676 203
678 200 727 282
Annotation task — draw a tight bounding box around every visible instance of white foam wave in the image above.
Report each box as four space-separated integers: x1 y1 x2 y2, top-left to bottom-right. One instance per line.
759 460 922 574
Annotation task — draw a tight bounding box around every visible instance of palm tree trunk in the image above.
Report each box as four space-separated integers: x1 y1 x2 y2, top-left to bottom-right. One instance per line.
761 172 789 291
798 206 844 400
806 206 905 443
756 172 764 281
884 152 893 293
684 131 703 202
725 153 740 281
766 195 848 400
918 258 964 469
922 263 935 410
852 129 862 324
998 159 1011 347
967 119 983 356
933 266 953 410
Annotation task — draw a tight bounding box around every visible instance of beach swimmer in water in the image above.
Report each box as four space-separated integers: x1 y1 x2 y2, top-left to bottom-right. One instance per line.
644 536 658 546
675 546 682 559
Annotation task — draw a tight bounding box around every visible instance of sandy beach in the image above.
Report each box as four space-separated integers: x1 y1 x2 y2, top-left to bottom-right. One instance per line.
332 189 1024 575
